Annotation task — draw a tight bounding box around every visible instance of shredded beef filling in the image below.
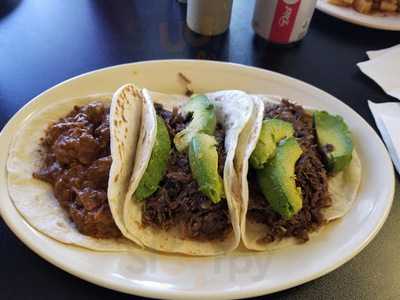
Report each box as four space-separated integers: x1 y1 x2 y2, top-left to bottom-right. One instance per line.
33 101 121 239
248 100 331 243
141 104 231 241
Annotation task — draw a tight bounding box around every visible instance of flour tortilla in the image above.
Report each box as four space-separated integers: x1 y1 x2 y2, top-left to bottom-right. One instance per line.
7 86 144 251
237 95 362 251
123 90 254 256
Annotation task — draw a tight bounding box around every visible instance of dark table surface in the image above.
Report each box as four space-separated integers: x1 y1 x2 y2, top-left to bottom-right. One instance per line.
1 0 399 299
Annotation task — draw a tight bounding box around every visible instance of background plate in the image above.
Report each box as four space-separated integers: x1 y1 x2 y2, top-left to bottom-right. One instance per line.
0 60 394 299
317 0 400 31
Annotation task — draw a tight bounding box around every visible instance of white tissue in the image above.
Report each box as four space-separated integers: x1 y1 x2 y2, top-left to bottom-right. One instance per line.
366 44 400 60
358 45 400 100
368 101 400 174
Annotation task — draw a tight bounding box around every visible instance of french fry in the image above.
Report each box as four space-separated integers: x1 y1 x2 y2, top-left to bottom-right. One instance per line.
353 0 373 13
330 0 399 13
380 0 397 12
329 0 353 6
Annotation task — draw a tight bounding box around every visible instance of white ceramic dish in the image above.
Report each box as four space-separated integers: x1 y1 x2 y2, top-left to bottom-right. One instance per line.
317 0 400 31
0 60 395 299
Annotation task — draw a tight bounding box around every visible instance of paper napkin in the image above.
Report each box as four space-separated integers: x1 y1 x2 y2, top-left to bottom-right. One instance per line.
366 44 400 60
368 101 400 174
357 44 400 100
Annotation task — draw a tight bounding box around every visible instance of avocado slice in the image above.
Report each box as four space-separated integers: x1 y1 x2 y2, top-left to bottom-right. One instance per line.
189 133 224 204
313 111 353 174
250 118 294 169
256 137 303 219
135 115 171 201
174 95 217 152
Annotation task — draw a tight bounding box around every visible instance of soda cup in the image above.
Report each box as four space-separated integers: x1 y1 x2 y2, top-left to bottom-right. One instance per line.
252 0 317 44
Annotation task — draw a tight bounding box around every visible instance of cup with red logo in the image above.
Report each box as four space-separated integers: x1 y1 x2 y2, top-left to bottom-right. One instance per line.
252 0 317 44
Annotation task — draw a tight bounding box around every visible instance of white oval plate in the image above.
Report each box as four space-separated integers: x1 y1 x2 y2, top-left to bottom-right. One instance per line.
0 60 394 299
317 0 400 31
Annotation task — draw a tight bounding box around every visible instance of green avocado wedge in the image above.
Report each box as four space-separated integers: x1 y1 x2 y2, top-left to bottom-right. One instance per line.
250 118 294 169
135 115 171 201
174 95 217 152
189 133 224 204
256 137 303 220
313 111 353 174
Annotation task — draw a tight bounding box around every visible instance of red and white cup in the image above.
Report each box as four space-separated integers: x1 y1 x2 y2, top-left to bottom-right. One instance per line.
252 0 317 44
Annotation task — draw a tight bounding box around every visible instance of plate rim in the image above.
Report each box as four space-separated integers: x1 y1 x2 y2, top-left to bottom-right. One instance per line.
316 0 400 31
0 59 395 299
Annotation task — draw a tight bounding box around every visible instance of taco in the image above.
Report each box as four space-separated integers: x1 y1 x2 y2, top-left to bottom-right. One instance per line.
7 84 146 251
237 95 361 251
123 90 254 256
